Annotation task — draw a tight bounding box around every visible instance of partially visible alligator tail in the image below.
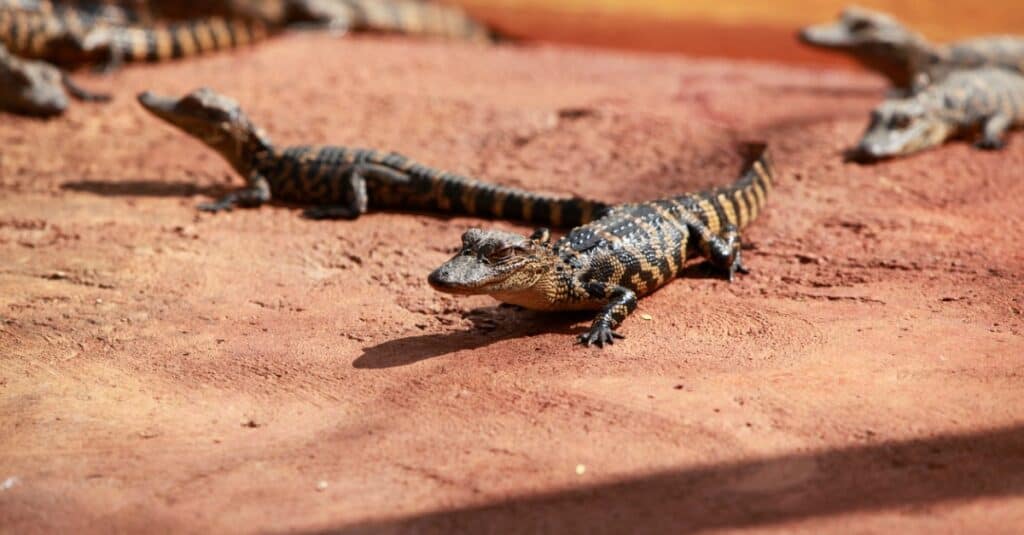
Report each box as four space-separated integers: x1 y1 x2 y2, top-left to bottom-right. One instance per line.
83 16 271 66
376 152 610 227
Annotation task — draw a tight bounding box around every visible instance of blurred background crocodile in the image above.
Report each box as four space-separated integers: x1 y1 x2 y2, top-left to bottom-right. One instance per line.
0 40 106 115
799 5 1024 91
0 0 496 114
855 67 1024 159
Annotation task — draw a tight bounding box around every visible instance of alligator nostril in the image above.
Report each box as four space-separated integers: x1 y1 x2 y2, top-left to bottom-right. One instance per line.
427 268 447 287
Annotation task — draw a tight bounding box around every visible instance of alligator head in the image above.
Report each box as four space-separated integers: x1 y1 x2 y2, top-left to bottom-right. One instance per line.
0 44 68 116
428 228 561 307
856 98 952 159
137 87 273 174
799 6 931 87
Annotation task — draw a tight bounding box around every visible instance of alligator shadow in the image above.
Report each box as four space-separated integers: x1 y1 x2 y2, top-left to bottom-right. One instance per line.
353 306 586 369
354 262 731 369
61 179 227 198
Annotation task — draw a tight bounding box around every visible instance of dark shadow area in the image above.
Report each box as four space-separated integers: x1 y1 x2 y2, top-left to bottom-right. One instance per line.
353 306 586 369
309 424 1024 533
354 262 729 369
843 146 881 164
61 179 226 198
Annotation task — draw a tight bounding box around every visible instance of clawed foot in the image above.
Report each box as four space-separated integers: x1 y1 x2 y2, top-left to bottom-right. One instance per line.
975 138 1005 151
578 324 624 348
727 257 750 282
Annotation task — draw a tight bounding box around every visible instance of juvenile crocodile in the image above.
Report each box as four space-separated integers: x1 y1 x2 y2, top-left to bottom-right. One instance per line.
428 144 774 347
0 3 271 67
138 87 606 224
0 41 106 116
799 5 1024 90
0 0 493 67
856 67 1024 159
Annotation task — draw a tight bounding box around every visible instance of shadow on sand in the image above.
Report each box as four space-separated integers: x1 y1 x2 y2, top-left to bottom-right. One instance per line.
61 179 226 198
352 305 587 369
304 424 1024 533
353 262 730 369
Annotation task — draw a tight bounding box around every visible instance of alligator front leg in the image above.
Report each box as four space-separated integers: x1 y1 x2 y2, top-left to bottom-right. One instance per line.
198 172 271 212
975 113 1013 150
579 281 637 348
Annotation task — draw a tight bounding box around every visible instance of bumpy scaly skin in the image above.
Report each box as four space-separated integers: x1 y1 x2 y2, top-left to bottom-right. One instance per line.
0 40 107 116
429 144 774 348
799 5 1024 90
857 67 1024 159
0 2 272 67
137 88 605 224
0 0 493 68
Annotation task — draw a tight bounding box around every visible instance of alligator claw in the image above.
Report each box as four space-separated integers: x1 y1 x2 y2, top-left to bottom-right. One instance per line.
578 325 624 348
725 255 749 282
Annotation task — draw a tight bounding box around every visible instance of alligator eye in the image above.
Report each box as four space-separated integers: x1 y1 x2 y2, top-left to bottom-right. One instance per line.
889 114 912 129
849 20 873 32
488 247 514 261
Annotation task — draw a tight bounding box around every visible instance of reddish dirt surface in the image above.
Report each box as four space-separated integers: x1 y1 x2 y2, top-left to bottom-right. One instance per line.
2 34 1023 533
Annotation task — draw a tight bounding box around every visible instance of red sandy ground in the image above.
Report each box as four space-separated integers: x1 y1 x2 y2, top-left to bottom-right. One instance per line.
1 34 1023 533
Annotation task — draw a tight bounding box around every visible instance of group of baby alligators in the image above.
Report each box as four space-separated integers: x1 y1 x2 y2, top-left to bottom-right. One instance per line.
3 2 1023 347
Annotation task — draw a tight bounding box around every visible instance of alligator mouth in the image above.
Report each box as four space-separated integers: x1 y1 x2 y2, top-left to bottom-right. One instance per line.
427 268 482 295
797 26 849 47
427 260 515 295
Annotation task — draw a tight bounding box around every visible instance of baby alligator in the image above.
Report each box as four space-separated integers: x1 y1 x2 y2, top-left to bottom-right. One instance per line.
0 40 106 116
800 5 1024 91
429 144 774 347
857 67 1024 159
138 87 607 225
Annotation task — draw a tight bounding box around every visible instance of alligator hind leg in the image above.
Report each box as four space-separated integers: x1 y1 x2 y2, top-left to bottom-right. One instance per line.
975 113 1013 150
198 173 271 212
701 224 748 282
304 162 410 219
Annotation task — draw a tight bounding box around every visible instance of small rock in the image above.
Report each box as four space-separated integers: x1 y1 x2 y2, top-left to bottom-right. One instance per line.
640 314 653 321
316 480 328 492
575 464 586 476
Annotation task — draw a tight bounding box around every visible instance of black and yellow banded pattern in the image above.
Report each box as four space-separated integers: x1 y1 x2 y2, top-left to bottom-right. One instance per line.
430 144 775 347
253 145 608 227
101 16 269 63
675 143 774 235
553 143 772 303
0 2 268 64
339 0 494 42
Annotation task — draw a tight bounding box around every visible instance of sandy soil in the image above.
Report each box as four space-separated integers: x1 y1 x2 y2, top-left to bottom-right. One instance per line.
1 34 1023 533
